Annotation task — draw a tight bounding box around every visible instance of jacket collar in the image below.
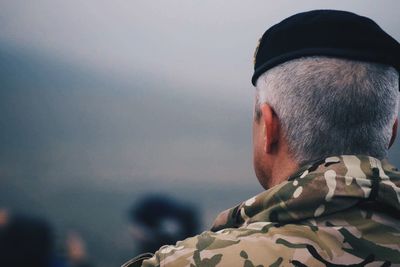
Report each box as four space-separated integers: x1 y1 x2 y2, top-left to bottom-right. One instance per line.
211 155 400 232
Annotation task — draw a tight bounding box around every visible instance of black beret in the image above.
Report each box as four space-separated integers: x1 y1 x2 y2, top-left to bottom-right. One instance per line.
252 10 400 86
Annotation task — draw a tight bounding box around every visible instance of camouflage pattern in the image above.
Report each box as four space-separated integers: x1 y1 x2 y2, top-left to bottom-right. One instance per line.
123 155 400 266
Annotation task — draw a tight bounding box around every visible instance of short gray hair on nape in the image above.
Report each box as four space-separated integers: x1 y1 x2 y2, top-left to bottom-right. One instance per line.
255 56 399 165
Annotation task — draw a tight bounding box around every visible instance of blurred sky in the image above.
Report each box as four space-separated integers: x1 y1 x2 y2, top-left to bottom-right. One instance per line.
1 1 399 266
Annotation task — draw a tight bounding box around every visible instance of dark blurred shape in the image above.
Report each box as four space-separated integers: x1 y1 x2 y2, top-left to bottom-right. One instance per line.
128 195 199 254
0 213 53 267
0 210 95 267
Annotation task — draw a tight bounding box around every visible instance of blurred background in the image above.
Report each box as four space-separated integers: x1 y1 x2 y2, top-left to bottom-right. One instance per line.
0 1 399 266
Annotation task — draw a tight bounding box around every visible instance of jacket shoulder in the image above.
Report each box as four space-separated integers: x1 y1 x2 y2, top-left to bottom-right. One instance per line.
141 222 318 267
141 219 400 266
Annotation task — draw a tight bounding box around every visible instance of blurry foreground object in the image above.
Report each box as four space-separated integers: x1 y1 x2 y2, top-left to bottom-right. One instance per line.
128 195 199 254
0 213 53 267
66 231 94 267
0 209 9 227
0 211 94 267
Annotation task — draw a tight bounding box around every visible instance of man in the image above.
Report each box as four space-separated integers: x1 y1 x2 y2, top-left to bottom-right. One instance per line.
122 10 400 266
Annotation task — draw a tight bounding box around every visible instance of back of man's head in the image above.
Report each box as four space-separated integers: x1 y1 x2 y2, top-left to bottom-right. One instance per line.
251 10 400 166
256 57 399 165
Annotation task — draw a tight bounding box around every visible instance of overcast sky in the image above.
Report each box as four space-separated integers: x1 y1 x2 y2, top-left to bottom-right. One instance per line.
1 1 399 99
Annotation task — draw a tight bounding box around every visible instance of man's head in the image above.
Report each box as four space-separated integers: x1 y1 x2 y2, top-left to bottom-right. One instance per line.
252 10 400 189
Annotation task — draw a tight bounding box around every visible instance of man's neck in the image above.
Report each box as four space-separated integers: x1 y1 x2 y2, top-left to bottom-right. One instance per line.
268 152 299 189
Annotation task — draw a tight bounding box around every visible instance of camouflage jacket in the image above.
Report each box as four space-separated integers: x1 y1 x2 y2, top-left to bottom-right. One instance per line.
123 155 400 267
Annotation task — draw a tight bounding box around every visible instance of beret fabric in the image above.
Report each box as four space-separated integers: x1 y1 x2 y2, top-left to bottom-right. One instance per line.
252 10 400 86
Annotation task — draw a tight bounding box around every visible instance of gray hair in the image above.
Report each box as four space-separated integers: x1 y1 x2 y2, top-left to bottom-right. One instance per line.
255 56 399 165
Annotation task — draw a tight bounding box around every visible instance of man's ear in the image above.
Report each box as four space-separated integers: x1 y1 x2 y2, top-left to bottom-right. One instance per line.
389 118 398 149
260 104 279 153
